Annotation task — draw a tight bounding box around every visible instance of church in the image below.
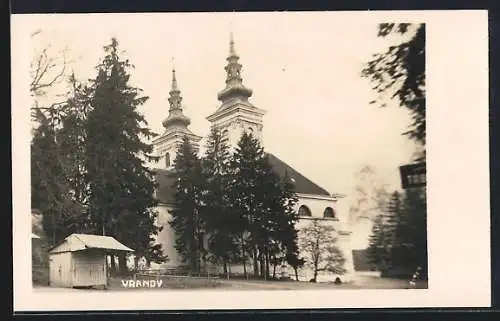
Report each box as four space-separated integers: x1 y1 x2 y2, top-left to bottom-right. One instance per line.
149 34 355 282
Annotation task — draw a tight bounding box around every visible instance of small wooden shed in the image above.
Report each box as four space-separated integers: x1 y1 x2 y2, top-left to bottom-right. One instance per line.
48 233 134 288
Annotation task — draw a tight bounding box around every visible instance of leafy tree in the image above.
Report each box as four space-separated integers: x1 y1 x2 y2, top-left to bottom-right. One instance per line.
30 32 85 245
348 165 390 224
170 136 206 273
299 219 346 282
362 23 426 159
201 127 239 277
84 38 164 273
286 252 305 281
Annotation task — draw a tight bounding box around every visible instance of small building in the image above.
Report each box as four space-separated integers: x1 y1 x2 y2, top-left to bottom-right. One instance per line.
48 233 134 288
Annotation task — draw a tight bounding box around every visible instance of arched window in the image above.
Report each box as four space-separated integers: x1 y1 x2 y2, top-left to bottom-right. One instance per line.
323 207 336 218
298 205 312 217
165 152 171 168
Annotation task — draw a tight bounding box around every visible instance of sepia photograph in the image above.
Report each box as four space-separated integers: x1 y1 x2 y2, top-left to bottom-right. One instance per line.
12 10 490 311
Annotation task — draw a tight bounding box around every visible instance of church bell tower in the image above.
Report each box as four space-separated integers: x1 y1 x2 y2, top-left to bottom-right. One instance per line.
206 33 266 149
152 66 202 169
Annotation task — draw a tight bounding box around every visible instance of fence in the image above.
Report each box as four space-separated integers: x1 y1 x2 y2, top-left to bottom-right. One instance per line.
32 264 50 286
134 265 220 280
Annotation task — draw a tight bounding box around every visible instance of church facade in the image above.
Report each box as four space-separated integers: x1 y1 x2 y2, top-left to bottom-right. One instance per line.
150 34 355 282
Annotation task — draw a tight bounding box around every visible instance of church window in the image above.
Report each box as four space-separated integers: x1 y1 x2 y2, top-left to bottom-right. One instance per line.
165 152 171 168
323 207 336 218
298 205 312 217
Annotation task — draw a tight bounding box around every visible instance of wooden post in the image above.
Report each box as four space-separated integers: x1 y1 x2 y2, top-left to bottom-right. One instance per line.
104 253 108 289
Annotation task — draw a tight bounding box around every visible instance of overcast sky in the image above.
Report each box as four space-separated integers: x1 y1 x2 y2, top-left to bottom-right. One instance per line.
22 12 419 248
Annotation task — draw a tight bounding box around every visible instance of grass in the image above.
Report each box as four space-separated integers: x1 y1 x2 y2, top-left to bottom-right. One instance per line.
33 274 427 291
107 275 224 290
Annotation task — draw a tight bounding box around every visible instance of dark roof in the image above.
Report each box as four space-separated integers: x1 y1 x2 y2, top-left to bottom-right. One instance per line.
352 249 377 271
154 153 331 204
265 153 330 196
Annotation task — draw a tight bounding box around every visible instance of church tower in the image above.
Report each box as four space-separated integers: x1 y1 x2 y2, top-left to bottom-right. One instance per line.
152 67 202 169
206 33 266 149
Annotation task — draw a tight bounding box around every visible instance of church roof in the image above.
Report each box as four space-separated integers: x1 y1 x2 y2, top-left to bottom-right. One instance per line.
265 153 331 197
153 152 331 205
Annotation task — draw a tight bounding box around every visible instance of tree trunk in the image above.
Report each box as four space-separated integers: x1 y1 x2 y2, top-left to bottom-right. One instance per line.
265 253 270 280
294 268 299 281
223 262 228 278
259 252 265 279
118 253 128 276
134 255 139 271
110 254 117 276
272 263 277 279
241 237 247 279
253 248 259 278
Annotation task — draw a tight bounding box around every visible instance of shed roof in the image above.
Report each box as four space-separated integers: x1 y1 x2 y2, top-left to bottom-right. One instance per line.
49 233 134 254
31 233 41 239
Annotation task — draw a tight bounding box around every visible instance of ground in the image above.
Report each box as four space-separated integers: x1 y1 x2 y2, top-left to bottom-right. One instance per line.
34 274 427 292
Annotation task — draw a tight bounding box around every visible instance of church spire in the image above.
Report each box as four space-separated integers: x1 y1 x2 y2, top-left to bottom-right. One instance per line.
168 67 182 111
162 66 191 129
217 32 253 102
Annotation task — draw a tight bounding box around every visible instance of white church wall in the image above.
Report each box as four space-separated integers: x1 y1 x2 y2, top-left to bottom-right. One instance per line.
151 205 182 268
295 195 342 222
293 196 355 283
150 200 355 282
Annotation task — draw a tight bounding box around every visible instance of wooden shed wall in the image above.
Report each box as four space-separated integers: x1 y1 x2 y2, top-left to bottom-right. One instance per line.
72 250 107 287
49 252 72 287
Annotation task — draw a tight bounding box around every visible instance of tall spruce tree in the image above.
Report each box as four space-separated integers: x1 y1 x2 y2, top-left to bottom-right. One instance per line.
84 38 164 273
230 132 266 277
31 112 81 245
170 136 206 273
367 214 391 270
400 187 427 278
263 168 300 279
54 74 93 235
230 132 300 278
201 127 239 277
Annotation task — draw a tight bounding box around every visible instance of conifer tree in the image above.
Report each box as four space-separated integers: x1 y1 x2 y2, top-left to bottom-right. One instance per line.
84 38 164 273
230 132 267 277
230 132 300 279
31 113 80 245
201 127 239 277
367 214 391 270
170 136 205 273
400 187 427 278
56 74 92 210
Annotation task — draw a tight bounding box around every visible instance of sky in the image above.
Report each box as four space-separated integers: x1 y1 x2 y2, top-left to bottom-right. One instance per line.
22 12 419 249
